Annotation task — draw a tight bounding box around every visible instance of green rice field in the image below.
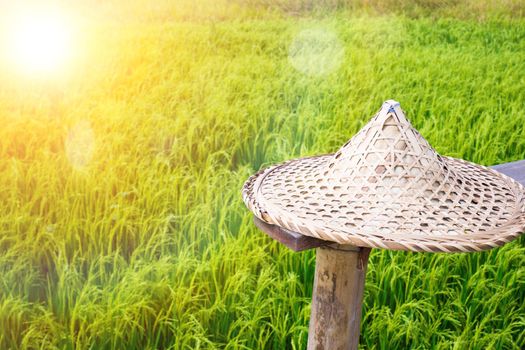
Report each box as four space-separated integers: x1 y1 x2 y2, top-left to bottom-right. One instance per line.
0 1 524 349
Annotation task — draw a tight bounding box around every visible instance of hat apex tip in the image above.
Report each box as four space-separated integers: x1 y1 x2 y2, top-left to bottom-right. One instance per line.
382 99 400 112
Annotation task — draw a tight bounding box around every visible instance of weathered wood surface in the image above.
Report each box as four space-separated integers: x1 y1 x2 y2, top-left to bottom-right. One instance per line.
307 246 371 350
254 160 525 252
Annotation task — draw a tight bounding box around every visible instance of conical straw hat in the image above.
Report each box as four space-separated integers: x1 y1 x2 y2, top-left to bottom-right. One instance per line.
243 100 525 252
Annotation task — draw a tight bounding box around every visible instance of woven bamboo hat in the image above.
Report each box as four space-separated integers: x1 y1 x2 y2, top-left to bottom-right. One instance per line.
243 100 525 253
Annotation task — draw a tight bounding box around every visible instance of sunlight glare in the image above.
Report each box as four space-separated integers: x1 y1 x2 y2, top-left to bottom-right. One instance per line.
6 8 73 75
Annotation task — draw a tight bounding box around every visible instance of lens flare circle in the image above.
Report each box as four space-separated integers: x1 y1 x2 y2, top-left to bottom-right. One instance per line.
288 28 345 77
65 120 95 170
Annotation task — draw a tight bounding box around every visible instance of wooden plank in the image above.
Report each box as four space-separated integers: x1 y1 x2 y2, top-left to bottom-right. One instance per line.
254 160 525 252
492 159 525 186
253 216 329 252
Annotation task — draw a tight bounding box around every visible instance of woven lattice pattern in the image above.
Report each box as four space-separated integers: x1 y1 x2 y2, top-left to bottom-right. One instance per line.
243 100 525 252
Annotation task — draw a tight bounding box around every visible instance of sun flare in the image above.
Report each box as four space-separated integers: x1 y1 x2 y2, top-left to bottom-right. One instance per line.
5 9 73 75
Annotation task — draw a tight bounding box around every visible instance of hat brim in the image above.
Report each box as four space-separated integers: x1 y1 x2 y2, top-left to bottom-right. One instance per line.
243 154 525 253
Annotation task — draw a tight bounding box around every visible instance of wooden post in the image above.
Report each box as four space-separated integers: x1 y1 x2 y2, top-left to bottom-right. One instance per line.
307 245 371 350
